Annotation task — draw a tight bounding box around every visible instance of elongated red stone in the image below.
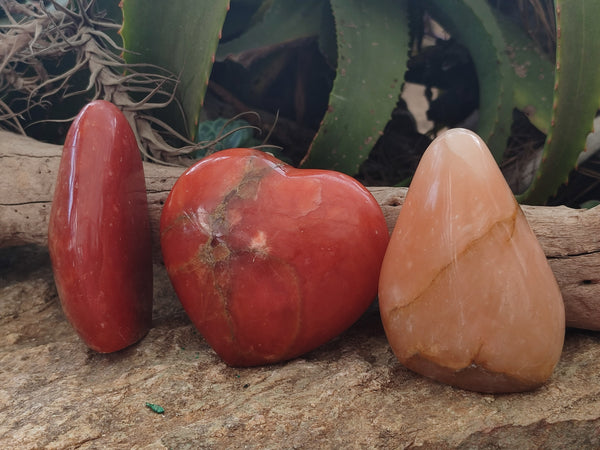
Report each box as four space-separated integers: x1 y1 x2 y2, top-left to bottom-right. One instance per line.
48 100 153 353
379 128 565 393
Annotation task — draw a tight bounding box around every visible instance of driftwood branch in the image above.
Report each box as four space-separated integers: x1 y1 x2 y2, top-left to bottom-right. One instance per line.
1 130 599 330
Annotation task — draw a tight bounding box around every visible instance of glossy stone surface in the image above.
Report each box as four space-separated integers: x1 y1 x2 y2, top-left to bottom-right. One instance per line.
378 128 565 393
160 148 389 367
48 100 153 353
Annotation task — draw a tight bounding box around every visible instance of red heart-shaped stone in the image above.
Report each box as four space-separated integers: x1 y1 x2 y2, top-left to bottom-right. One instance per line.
160 148 389 366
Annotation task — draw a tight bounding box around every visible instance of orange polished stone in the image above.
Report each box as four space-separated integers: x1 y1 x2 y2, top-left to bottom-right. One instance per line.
378 128 565 393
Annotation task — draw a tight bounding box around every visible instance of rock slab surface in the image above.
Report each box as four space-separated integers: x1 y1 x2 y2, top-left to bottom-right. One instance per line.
1 246 600 449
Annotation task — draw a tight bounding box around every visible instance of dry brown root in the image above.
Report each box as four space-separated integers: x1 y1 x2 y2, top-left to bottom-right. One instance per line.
0 0 230 163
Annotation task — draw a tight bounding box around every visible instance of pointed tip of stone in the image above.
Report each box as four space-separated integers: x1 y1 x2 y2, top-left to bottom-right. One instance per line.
438 128 483 150
415 128 506 200
432 128 493 170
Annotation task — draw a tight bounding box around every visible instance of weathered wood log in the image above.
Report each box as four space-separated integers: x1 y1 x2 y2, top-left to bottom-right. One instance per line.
1 130 599 329
0 130 181 255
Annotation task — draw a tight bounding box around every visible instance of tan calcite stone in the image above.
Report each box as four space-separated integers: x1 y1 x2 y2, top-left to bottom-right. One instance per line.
378 128 566 393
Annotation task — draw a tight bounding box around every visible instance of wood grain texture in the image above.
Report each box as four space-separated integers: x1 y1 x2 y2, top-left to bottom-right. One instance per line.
2 246 600 448
1 130 599 329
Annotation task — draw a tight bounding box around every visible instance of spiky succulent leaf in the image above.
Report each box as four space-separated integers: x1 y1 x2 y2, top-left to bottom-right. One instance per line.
300 0 409 175
518 0 600 205
216 0 325 63
495 13 554 135
423 0 514 161
120 0 230 140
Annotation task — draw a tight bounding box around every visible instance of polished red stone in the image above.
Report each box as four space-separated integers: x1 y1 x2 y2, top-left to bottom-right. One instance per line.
160 148 389 366
48 100 153 353
378 129 565 393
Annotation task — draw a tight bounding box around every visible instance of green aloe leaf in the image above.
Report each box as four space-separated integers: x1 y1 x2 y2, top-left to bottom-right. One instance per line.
216 0 326 62
300 0 410 175
494 13 554 135
423 0 515 161
518 0 600 205
120 0 230 141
